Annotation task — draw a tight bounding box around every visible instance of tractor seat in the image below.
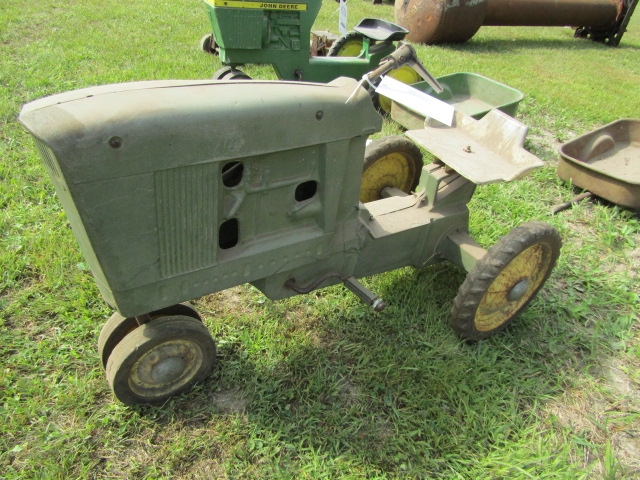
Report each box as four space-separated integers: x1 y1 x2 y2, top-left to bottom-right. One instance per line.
406 110 544 186
353 18 409 42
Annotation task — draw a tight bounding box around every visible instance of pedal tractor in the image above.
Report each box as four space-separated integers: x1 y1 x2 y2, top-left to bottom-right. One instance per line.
200 0 422 104
20 46 561 406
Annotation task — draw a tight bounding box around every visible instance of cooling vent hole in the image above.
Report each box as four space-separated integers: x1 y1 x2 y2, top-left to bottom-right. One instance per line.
222 162 244 188
219 218 239 249
295 180 318 202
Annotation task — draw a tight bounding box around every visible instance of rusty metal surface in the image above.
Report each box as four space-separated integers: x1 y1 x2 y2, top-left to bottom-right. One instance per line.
558 119 640 209
310 30 338 56
394 0 487 44
484 0 623 28
395 0 629 44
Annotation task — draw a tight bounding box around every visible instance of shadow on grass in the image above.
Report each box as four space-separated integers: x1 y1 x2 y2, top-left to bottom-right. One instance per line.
445 36 639 53
127 258 633 476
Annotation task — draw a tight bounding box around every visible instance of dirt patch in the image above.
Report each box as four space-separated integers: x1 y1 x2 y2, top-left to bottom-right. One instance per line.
338 378 363 406
545 358 640 477
179 458 228 480
210 389 249 414
623 246 640 280
528 127 566 161
197 285 257 317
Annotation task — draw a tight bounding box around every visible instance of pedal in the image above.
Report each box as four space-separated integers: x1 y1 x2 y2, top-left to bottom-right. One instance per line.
343 277 386 312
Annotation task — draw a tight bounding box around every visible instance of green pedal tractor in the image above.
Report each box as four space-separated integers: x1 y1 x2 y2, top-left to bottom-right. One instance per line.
200 0 423 104
20 46 561 405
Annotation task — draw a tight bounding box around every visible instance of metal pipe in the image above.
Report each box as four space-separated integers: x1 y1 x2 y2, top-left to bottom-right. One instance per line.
484 0 622 28
395 0 632 45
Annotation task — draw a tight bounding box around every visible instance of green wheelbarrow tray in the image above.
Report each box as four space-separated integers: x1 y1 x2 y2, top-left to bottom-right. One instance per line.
390 72 524 131
558 119 640 209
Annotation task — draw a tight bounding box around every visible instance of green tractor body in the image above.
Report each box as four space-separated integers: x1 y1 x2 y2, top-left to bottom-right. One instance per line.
203 0 408 81
20 75 560 405
19 78 476 317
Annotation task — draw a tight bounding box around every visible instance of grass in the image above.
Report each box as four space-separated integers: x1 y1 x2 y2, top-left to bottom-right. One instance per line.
1 0 639 478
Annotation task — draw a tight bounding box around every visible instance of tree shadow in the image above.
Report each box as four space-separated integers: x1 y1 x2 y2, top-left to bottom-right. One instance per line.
442 35 639 53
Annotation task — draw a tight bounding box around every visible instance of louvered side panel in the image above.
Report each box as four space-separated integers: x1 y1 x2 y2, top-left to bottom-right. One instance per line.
35 138 63 181
155 163 218 277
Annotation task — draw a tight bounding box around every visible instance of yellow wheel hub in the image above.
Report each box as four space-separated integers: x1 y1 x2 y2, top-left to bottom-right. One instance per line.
360 151 417 203
378 66 422 113
335 39 364 57
474 243 553 332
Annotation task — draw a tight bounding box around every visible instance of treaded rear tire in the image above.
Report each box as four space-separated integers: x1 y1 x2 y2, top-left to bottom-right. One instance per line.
327 32 368 57
450 221 561 341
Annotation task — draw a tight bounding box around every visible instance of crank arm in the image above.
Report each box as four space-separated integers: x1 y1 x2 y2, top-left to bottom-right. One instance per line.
367 43 443 93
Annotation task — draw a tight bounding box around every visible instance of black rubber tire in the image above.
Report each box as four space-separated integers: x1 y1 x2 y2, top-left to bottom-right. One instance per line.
360 135 423 203
97 303 201 368
213 66 234 80
327 32 368 57
200 33 219 55
106 316 216 405
226 70 251 80
213 66 250 80
450 221 562 341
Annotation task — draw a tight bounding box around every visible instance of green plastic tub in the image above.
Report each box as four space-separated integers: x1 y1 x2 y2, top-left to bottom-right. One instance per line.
390 72 524 130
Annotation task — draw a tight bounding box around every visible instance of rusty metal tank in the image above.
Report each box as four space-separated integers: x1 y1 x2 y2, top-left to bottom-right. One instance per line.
393 0 487 44
395 0 633 45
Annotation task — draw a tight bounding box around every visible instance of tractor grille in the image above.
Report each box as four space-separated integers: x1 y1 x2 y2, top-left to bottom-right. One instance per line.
35 139 62 181
155 163 219 277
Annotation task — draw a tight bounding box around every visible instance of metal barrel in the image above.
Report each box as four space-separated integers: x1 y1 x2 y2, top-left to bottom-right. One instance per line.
395 0 625 44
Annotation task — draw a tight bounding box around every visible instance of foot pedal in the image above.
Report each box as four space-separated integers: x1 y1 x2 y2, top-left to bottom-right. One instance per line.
343 277 386 312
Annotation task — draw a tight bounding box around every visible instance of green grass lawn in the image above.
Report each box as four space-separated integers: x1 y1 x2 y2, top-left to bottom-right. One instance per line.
1 1 639 478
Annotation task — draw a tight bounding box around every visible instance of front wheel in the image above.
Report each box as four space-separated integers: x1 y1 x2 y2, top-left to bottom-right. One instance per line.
213 66 251 80
106 316 216 405
450 221 561 341
200 33 219 55
97 303 202 368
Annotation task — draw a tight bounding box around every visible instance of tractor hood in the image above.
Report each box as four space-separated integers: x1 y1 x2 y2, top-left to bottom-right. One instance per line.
18 77 381 315
19 77 381 184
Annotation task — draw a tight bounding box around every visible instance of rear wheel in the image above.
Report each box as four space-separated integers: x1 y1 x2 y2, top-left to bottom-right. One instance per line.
450 221 561 341
375 65 422 114
106 316 216 405
360 135 423 203
327 32 368 57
